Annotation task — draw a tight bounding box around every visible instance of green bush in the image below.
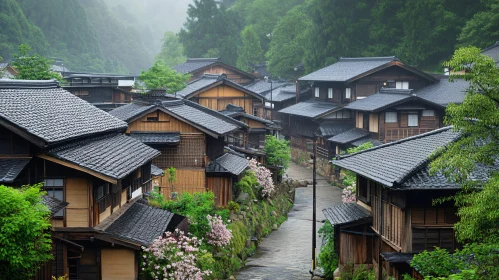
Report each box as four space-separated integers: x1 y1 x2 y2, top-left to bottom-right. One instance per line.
264 135 291 172
318 221 338 279
228 201 240 212
340 264 375 280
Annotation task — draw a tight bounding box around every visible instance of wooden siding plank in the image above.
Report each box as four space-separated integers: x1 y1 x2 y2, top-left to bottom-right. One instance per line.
101 249 136 280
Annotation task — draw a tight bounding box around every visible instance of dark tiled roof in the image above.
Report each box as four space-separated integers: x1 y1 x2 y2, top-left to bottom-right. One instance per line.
41 195 69 217
345 88 413 112
103 199 175 246
151 164 164 177
263 84 301 102
328 128 370 144
173 58 220 74
176 74 262 100
0 80 127 146
482 41 499 62
206 152 249 175
381 252 415 264
416 78 469 106
176 74 220 98
0 158 30 183
333 127 459 187
322 203 372 226
129 132 180 144
47 134 160 180
244 80 290 95
110 99 245 137
299 57 397 82
220 104 274 126
319 123 353 137
278 99 341 118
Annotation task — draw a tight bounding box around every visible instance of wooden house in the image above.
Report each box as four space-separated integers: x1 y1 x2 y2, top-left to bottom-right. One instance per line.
109 97 250 206
279 56 437 159
173 58 256 85
0 62 18 79
324 127 495 279
0 79 186 280
63 73 136 111
329 78 469 153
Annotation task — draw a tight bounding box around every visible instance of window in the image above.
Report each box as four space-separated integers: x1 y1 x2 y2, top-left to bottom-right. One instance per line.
264 102 274 109
345 88 351 99
94 184 109 201
45 179 64 218
408 113 419 127
396 81 409 89
385 112 397 123
315 87 320 97
328 88 333 99
356 96 366 100
422 110 435 117
146 112 159 122
253 106 258 116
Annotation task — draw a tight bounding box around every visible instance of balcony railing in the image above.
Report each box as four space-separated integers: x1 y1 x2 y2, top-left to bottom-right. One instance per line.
384 128 434 142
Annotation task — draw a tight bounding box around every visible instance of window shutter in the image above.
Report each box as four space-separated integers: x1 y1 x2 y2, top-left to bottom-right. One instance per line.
408 113 419 127
400 113 408 127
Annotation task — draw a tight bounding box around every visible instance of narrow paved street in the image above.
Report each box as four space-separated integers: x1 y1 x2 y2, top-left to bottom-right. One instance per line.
234 162 343 280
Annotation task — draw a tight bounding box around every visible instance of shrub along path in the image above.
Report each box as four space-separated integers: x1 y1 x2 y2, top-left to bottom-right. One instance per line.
234 162 343 280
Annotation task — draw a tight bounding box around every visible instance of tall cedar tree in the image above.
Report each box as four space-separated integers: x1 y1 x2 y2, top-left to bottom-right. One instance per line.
303 0 375 73
267 5 311 79
179 0 243 66
0 185 52 279
430 47 499 243
156 32 187 68
12 44 62 81
458 0 499 49
236 26 264 72
138 60 190 94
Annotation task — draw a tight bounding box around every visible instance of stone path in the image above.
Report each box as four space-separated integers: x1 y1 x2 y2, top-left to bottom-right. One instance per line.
234 162 343 280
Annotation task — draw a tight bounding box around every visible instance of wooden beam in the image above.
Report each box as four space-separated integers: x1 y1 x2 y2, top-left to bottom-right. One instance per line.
39 154 117 184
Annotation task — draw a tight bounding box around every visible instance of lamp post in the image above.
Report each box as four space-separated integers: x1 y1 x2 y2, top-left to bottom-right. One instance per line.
264 76 273 121
312 135 317 273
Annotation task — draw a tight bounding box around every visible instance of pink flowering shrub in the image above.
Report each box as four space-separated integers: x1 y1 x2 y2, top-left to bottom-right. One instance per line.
248 159 275 196
206 214 232 247
142 229 212 280
342 186 356 203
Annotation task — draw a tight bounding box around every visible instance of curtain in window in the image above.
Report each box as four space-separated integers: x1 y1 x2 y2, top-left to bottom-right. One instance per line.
408 114 419 126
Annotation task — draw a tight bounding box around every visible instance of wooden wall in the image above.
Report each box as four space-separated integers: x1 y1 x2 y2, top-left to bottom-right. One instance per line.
339 231 373 265
197 85 255 114
65 178 90 227
126 110 203 134
159 168 206 198
369 113 379 133
101 249 136 280
206 176 232 207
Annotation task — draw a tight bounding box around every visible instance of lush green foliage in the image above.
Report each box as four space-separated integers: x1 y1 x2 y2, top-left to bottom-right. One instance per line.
236 26 264 72
340 264 376 280
457 1 499 49
410 243 499 279
179 0 243 66
339 142 374 187
0 184 52 279
264 135 291 171
11 44 62 81
318 221 338 279
166 167 177 186
266 5 311 78
156 32 186 68
138 61 190 93
346 142 374 155
430 47 499 243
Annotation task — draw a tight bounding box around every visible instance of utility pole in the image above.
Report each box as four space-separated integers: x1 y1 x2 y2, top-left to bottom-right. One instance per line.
312 136 317 273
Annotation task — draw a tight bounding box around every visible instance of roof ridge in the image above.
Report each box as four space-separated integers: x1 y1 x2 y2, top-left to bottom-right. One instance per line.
181 99 249 128
379 88 414 95
337 126 455 160
0 79 60 89
481 41 499 52
186 58 220 62
339 56 397 62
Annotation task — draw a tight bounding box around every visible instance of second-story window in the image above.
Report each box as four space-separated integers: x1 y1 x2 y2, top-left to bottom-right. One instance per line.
315 87 320 97
408 113 419 127
396 81 409 89
264 102 274 109
385 112 397 123
45 179 64 218
422 110 435 117
345 88 351 99
328 88 333 99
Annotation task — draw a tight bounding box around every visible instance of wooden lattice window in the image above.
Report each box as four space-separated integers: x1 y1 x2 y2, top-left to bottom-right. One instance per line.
153 135 205 168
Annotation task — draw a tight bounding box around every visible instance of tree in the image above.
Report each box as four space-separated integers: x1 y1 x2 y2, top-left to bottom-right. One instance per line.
236 26 264 72
137 60 190 94
11 44 62 81
156 32 186 68
0 184 52 279
264 135 291 171
457 1 499 49
430 47 499 243
303 0 375 73
267 5 311 78
179 0 243 66
394 0 459 70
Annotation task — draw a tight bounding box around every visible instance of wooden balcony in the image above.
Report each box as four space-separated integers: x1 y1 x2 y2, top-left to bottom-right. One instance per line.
384 128 434 143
